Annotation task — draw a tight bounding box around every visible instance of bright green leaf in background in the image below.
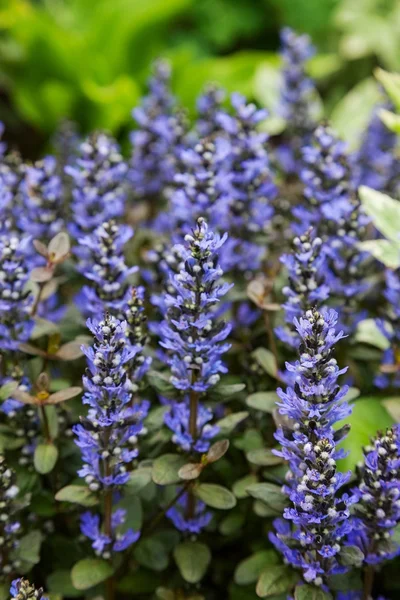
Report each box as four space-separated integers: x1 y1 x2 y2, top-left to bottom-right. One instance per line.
339 398 394 472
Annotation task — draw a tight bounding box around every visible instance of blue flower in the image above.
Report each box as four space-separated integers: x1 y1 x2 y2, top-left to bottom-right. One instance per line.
350 426 400 565
67 133 127 239
73 315 148 555
167 492 213 534
75 220 137 320
129 59 186 203
375 269 400 389
270 308 355 586
9 579 46 600
0 456 22 580
0 234 34 351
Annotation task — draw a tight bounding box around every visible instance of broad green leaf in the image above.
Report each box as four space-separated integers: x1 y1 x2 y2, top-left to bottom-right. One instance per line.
359 186 400 244
375 68 400 111
382 397 400 421
235 550 279 585
194 483 237 509
17 530 42 565
256 565 298 597
34 443 58 474
246 448 282 467
339 397 394 471
359 237 400 269
147 371 176 396
219 512 245 535
246 483 288 513
338 545 364 568
134 537 169 571
207 439 230 463
246 392 279 413
174 541 211 583
0 584 7 600
55 485 98 507
152 454 186 486
47 570 81 598
126 468 152 494
232 474 258 499
355 319 390 350
253 348 278 379
71 558 114 590
379 108 400 134
0 380 18 401
212 382 246 397
294 585 332 600
216 411 249 434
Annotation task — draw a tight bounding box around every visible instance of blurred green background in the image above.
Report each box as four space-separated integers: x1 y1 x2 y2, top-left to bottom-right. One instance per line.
0 0 398 156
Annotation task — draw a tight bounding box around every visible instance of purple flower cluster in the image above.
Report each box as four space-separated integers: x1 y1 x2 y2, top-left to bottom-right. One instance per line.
130 59 186 203
0 151 26 235
76 220 137 320
351 426 400 564
67 133 127 239
270 308 354 586
215 93 276 273
19 156 63 243
159 218 232 397
10 579 45 600
276 229 329 348
73 315 149 555
0 456 22 580
375 269 400 389
277 27 316 172
166 492 213 534
0 234 34 351
297 124 369 333
354 103 400 198
196 85 225 137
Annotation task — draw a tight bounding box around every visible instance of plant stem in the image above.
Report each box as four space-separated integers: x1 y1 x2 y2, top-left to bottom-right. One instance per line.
40 404 51 443
31 282 45 317
363 565 374 600
263 311 279 374
104 453 115 600
186 387 199 520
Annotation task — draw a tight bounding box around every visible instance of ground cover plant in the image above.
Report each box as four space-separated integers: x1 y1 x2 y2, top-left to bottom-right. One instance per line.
1 26 400 600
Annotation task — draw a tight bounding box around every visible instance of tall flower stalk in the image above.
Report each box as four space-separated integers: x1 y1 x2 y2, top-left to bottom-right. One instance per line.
73 315 149 560
159 218 232 532
270 308 354 587
67 133 127 239
0 456 22 581
10 579 45 600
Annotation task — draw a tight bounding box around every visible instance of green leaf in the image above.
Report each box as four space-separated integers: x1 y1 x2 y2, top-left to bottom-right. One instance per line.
331 78 381 149
126 468 152 494
234 550 279 585
294 585 333 600
0 584 8 600
212 382 246 397
339 397 394 471
147 371 176 396
382 397 400 421
256 565 298 597
375 68 400 112
359 186 400 244
55 485 98 507
246 391 279 413
152 454 186 486
216 411 249 434
0 380 18 401
17 530 42 565
338 545 364 568
47 569 81 598
253 348 278 378
355 319 390 350
246 448 283 466
194 483 237 509
219 512 245 535
232 474 258 499
358 239 400 269
379 108 400 134
34 443 58 474
71 559 114 590
174 541 211 583
134 537 169 571
246 483 288 513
